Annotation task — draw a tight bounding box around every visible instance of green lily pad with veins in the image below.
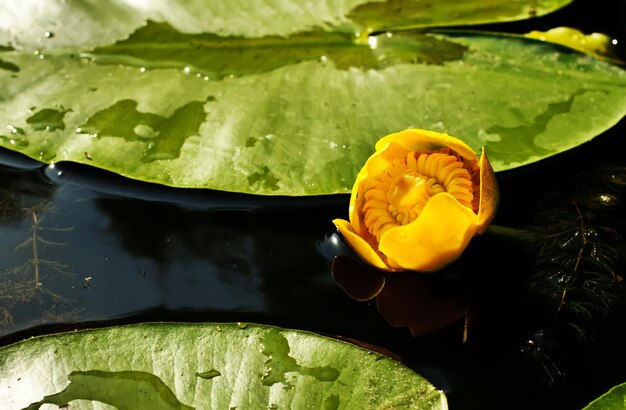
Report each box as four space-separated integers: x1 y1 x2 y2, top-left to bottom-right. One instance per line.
1 0 625 196
0 323 447 410
0 0 573 50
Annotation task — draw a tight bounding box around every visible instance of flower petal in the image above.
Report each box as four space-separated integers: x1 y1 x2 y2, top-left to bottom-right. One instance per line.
375 129 477 161
349 141 410 236
476 148 499 234
332 218 392 271
378 193 477 272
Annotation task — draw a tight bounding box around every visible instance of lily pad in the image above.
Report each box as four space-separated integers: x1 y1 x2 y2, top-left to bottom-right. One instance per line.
0 2 624 196
0 0 572 50
0 322 447 410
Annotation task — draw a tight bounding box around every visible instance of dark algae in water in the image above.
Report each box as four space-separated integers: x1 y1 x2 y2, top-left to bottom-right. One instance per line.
484 89 591 165
78 98 210 162
261 328 340 386
196 369 221 380
88 21 468 78
0 58 19 72
23 370 194 410
26 107 70 132
0 46 18 72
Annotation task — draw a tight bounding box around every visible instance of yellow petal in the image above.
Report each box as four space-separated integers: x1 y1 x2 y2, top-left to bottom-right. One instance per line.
349 141 410 236
378 193 477 272
476 148 499 234
332 218 392 271
349 129 477 236
375 129 477 161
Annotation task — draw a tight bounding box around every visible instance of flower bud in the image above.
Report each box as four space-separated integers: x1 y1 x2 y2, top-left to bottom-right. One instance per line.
333 129 498 272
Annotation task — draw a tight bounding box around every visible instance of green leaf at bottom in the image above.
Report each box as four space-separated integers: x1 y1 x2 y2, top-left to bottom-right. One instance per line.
583 382 626 410
0 323 447 410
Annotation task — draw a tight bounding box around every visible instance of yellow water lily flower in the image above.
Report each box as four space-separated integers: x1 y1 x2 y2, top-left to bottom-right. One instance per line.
333 129 498 272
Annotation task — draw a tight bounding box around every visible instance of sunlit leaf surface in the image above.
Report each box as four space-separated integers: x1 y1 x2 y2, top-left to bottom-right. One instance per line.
0 323 447 410
1 0 625 196
0 0 572 49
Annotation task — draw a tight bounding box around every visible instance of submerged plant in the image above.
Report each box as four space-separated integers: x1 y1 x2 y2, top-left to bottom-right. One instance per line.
13 207 73 288
8 206 72 288
333 129 498 272
0 190 78 333
519 164 626 384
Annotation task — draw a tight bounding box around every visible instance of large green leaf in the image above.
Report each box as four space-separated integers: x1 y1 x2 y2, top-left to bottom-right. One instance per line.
0 0 572 50
348 0 573 32
0 1 624 196
0 323 446 410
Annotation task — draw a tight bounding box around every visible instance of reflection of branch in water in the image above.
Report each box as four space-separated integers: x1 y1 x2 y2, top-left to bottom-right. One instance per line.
0 193 12 221
1 202 77 333
1 165 81 333
0 278 38 330
0 277 82 332
11 207 72 288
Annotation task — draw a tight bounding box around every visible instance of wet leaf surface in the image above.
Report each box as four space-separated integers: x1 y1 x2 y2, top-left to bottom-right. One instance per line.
0 1 623 195
0 323 446 410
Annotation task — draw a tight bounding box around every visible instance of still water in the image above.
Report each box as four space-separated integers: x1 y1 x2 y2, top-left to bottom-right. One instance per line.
0 152 349 330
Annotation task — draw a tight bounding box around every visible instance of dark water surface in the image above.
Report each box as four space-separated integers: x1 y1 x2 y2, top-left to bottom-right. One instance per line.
1 1 626 409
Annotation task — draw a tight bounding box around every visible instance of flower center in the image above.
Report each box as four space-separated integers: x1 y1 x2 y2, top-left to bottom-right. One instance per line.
363 151 475 241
